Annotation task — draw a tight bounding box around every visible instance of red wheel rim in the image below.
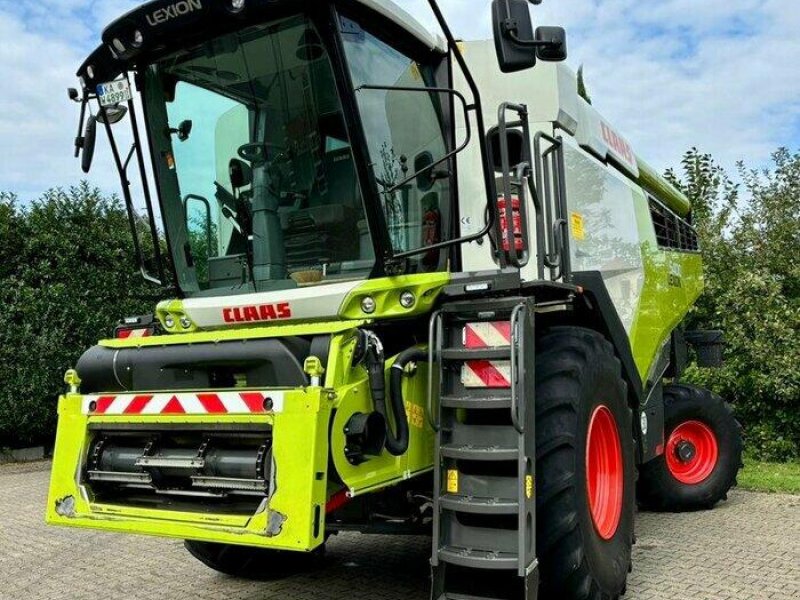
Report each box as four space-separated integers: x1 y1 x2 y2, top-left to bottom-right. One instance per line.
585 405 624 541
666 421 718 485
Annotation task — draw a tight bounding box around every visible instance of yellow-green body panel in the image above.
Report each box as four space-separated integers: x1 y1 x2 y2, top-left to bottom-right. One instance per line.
629 189 704 382
47 274 445 549
47 389 332 550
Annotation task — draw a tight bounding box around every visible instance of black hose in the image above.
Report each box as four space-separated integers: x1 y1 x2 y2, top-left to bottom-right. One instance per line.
386 347 429 456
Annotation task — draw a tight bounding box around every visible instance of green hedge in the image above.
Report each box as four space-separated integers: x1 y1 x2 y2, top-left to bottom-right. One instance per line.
0 148 797 461
667 149 800 461
0 184 160 448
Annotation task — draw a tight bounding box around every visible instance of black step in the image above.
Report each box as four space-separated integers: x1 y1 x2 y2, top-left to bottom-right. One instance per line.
437 594 507 600
439 495 519 515
441 444 518 461
441 395 512 410
441 348 511 361
439 546 519 570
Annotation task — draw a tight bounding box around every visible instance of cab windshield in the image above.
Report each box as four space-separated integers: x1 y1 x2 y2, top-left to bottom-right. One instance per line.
142 13 450 296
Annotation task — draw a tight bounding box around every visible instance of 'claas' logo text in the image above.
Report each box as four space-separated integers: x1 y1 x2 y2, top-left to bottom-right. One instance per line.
223 303 292 324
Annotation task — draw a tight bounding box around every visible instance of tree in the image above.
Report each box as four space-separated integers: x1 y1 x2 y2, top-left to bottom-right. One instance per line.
667 149 800 460
577 65 593 105
0 183 164 448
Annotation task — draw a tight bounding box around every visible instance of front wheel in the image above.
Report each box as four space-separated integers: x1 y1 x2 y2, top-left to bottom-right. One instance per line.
184 540 326 580
536 327 635 600
638 384 743 512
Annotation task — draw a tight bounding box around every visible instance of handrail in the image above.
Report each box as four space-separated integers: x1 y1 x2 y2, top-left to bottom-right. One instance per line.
533 132 571 283
510 302 527 433
427 310 444 432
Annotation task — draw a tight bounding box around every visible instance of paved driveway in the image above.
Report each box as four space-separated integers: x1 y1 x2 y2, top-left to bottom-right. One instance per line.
1 462 798 600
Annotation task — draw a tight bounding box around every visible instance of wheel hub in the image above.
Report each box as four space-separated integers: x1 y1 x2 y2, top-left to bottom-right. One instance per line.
666 421 719 485
675 440 697 463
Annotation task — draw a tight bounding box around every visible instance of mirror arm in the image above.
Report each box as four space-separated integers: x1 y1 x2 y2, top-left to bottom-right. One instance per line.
386 1 500 262
74 91 89 159
127 88 167 286
123 144 136 173
354 84 473 196
101 103 163 288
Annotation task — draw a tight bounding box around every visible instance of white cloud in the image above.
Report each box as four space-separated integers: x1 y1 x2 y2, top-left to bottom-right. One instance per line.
0 0 798 201
403 0 800 175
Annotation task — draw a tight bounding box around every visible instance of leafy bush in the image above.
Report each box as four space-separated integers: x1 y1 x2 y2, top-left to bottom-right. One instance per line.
0 184 162 448
667 149 800 461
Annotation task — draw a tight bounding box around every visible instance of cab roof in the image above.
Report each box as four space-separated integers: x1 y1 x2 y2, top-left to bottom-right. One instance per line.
77 0 445 88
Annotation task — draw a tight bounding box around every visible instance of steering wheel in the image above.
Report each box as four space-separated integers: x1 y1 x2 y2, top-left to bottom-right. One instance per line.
237 142 288 166
237 142 296 200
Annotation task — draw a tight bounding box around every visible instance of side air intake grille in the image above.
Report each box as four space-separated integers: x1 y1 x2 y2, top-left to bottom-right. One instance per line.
649 198 700 252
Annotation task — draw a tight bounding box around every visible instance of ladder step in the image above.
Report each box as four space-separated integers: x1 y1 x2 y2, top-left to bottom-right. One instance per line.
439 546 519 570
441 444 518 461
439 495 519 515
438 594 508 600
441 395 512 410
441 348 511 361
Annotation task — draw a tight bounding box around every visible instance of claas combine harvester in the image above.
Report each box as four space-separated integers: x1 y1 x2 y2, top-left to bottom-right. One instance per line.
49 1 743 598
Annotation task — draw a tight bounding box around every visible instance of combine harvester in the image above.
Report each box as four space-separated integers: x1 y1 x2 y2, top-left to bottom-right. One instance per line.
50 1 742 598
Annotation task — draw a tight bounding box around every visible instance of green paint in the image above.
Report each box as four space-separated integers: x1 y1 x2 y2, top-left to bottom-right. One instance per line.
629 186 704 382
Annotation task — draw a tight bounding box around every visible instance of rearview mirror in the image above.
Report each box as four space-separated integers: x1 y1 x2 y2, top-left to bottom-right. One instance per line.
492 0 537 73
81 115 97 174
97 104 128 125
535 26 568 62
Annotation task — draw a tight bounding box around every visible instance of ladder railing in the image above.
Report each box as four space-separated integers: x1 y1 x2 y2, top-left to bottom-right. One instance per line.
533 132 571 283
430 298 538 600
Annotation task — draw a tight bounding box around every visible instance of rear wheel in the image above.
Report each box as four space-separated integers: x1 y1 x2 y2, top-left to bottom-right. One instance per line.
184 540 325 579
536 327 635 600
638 384 742 511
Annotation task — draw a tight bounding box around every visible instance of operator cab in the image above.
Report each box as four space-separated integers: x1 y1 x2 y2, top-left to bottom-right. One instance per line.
75 1 456 297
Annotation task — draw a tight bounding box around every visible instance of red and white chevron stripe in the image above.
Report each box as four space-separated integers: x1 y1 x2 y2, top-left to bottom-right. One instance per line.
82 391 284 416
117 329 153 339
463 322 512 348
462 321 512 388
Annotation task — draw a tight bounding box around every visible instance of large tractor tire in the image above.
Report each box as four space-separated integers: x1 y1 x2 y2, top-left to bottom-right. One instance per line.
184 540 326 579
638 384 742 512
535 327 636 600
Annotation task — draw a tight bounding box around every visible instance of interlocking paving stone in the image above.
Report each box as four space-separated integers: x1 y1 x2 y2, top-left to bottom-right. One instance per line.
1 462 798 600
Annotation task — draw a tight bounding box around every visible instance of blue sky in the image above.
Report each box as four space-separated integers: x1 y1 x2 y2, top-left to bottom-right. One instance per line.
1 0 799 200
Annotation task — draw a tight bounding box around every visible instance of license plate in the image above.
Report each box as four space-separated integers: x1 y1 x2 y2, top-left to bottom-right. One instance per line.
96 79 132 107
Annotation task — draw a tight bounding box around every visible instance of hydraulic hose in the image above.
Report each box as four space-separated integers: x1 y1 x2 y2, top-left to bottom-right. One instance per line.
387 347 429 456
359 331 428 457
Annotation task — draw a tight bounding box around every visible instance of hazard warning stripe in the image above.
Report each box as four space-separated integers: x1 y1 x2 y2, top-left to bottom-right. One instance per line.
82 391 284 415
461 360 512 388
464 322 512 349
117 329 153 339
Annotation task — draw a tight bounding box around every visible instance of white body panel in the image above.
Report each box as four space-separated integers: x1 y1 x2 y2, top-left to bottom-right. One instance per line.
452 42 645 331
358 0 446 52
181 280 361 328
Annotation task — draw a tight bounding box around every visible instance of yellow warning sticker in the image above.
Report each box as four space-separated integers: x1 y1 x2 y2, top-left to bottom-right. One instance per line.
570 212 586 241
447 470 459 494
525 475 534 499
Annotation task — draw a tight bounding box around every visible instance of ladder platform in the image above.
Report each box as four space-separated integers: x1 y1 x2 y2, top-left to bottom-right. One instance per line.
439 495 519 515
441 444 518 461
440 348 511 361
441 395 513 410
439 546 519 570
